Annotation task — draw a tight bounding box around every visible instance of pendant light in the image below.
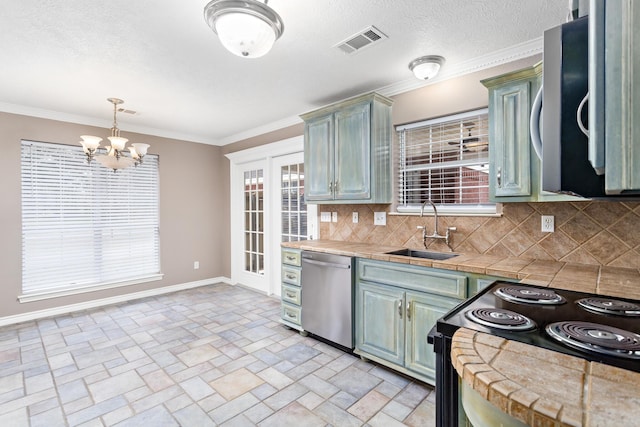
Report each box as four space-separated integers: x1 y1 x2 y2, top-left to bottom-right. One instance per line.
203 0 284 58
79 98 149 171
409 55 445 80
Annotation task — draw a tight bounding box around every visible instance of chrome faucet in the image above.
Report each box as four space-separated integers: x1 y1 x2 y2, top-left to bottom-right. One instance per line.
420 199 438 231
418 199 456 251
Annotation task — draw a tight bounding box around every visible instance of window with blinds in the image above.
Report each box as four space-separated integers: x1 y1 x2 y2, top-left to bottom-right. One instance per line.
396 108 495 215
20 140 161 300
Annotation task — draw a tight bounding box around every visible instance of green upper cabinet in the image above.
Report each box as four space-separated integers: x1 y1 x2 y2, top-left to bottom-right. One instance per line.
603 0 640 194
304 114 334 201
301 92 393 204
334 102 371 200
482 64 541 201
482 64 580 202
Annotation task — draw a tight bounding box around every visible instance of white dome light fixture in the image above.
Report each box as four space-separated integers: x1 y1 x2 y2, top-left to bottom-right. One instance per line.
204 0 284 58
409 55 445 80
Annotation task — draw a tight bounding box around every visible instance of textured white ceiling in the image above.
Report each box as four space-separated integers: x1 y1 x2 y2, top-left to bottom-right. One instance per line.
0 1 568 145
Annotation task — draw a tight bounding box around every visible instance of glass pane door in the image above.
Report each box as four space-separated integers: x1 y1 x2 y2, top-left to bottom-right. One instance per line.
280 162 307 242
244 169 264 275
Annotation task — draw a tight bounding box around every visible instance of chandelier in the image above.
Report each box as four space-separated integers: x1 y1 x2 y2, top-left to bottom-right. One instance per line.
79 98 149 171
203 0 284 58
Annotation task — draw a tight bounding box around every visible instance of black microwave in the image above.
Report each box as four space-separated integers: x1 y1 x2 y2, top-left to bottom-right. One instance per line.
536 16 608 198
535 9 640 199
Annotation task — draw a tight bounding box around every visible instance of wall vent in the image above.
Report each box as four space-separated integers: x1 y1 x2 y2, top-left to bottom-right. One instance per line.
334 25 388 54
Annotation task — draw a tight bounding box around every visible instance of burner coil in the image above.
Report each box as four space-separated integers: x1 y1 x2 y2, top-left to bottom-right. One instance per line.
546 321 640 359
465 308 536 331
495 285 565 305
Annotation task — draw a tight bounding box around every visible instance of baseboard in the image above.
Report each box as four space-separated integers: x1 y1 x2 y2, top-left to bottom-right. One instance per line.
0 276 232 328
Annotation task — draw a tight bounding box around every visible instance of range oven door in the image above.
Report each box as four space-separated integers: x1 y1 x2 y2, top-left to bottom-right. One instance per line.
429 326 461 427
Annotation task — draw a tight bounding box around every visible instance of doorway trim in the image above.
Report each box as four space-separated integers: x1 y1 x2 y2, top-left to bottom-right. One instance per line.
226 136 316 294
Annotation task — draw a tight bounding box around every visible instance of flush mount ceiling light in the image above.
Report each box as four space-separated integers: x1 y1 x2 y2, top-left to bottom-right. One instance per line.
409 55 445 80
203 0 284 58
79 98 149 171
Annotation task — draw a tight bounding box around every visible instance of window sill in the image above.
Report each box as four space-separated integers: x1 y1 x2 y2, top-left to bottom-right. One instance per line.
394 203 503 217
18 274 164 303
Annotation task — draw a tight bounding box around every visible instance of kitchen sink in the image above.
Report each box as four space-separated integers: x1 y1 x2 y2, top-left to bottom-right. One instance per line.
385 248 459 261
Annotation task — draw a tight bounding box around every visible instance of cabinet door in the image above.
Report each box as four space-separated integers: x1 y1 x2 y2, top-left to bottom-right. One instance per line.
334 101 371 200
304 114 334 201
356 281 404 366
489 81 532 198
604 0 640 194
404 291 459 384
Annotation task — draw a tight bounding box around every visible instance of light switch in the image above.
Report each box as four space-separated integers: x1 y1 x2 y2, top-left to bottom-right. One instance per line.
374 211 386 226
320 212 331 222
352 212 359 223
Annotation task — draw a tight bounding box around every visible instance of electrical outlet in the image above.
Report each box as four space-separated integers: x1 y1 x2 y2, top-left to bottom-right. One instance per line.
320 212 331 222
332 212 338 223
374 211 387 226
541 215 554 233
352 212 359 223
193 261 200 270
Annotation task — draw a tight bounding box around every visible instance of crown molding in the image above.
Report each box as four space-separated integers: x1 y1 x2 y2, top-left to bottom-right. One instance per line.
0 37 542 147
377 36 543 97
220 37 543 145
0 101 220 146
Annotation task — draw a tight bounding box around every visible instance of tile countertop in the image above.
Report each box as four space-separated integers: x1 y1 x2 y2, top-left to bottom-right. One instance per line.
283 241 640 426
281 239 640 300
451 328 640 427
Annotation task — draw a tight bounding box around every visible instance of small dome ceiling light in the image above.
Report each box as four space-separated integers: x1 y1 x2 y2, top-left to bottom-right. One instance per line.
204 0 285 58
409 55 445 80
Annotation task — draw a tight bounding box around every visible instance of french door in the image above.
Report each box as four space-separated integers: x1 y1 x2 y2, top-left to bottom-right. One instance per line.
230 160 269 292
270 152 317 295
228 137 316 295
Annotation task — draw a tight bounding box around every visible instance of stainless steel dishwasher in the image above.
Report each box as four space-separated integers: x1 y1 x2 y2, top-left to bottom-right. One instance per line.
300 250 354 349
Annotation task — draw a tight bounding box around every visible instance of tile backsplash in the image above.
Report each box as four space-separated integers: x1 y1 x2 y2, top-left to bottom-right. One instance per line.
318 201 640 269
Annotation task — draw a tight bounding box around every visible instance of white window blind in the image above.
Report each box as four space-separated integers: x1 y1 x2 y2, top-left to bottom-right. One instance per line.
21 140 161 299
396 108 495 215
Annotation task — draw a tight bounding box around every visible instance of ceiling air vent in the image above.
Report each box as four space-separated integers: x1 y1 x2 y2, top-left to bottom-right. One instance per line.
117 108 137 115
334 25 388 55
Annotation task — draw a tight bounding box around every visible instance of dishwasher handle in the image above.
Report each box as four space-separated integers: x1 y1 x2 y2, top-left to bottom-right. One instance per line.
302 258 351 269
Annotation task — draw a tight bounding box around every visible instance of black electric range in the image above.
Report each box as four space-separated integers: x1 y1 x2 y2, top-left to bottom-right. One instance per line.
430 280 640 427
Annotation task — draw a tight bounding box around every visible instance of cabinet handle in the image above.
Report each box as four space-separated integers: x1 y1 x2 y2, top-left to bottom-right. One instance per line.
398 300 403 318
496 167 502 188
335 180 339 192
285 292 296 298
286 255 296 261
286 274 296 280
407 301 411 321
329 181 333 192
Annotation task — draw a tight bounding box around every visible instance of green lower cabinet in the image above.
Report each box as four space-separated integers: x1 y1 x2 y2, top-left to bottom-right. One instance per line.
404 291 459 381
280 248 304 332
356 281 405 366
355 279 462 385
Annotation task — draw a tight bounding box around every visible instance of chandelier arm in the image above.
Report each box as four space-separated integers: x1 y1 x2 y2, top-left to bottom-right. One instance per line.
78 97 147 172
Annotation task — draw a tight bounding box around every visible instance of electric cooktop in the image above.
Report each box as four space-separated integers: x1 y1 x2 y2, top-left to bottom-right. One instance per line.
437 281 640 373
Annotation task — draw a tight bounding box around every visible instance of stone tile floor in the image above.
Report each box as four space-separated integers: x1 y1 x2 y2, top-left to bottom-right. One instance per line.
0 283 436 426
